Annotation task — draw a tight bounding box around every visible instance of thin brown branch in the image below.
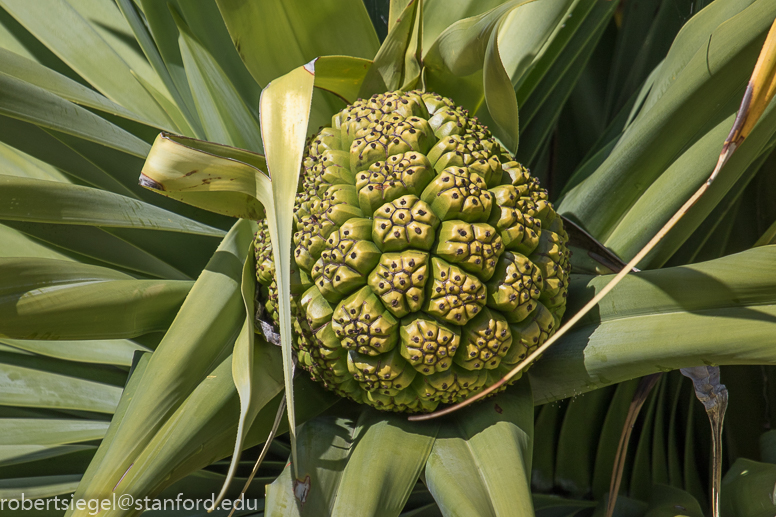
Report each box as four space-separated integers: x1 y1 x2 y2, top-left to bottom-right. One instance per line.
605 373 662 517
224 395 287 517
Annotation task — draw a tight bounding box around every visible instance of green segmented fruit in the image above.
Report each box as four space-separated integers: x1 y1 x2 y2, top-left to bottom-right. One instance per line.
254 220 279 326
254 90 570 413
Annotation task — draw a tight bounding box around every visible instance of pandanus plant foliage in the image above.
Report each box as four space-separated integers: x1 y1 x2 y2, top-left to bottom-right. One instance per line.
2 0 776 515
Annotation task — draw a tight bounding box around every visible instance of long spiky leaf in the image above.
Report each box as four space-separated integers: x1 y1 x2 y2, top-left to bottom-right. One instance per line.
259 61 316 480
210 239 258 510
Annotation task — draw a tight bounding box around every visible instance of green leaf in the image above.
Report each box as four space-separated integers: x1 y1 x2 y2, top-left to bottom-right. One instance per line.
216 241 260 505
719 458 776 516
68 219 252 506
215 0 379 88
0 337 150 367
682 389 705 508
0 47 163 129
156 468 267 503
138 0 199 133
533 494 597 516
0 258 192 339
63 0 170 99
532 400 566 492
105 227 221 280
650 377 670 487
264 414 354 515
3 220 192 280
591 495 648 517
425 377 534 517
0 418 108 446
109 345 280 504
424 0 569 152
699 195 745 262
70 352 151 508
515 0 617 166
529 245 776 404
140 133 268 220
0 222 73 261
482 13 519 153
0 174 225 236
0 474 82 500
0 139 69 183
666 374 686 489
45 127 155 191
310 55 372 105
0 0 173 128
604 0 692 121
0 361 121 414
266 407 438 516
401 0 423 91
359 0 418 96
131 69 200 138
113 376 336 508
115 0 201 136
566 119 634 195
628 381 659 501
174 0 260 113
0 444 96 470
559 0 773 239
554 386 615 497
515 0 599 107
388 0 412 34
591 379 640 499
0 72 151 158
0 116 140 198
424 2 512 109
259 63 316 473
174 10 263 153
755 216 776 246
761 429 776 463
603 95 776 268
601 0 661 120
644 484 703 517
0 6 84 85
645 99 759 267
332 410 438 515
421 0 508 54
